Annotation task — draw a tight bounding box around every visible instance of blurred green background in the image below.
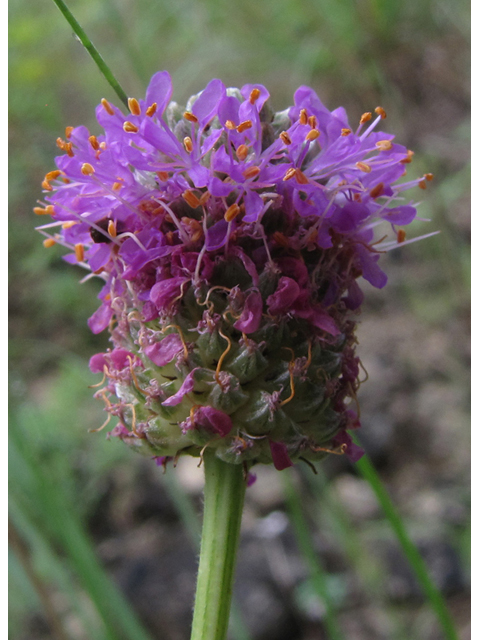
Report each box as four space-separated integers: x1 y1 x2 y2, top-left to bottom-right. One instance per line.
9 0 470 638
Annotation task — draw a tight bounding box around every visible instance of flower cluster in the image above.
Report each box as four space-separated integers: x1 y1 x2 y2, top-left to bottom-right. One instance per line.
35 72 432 472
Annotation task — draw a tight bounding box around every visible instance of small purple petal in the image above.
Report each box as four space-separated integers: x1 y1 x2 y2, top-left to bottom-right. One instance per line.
205 219 229 250
88 302 113 334
269 440 293 470
194 406 233 436
162 368 199 406
150 277 187 311
267 277 300 315
332 430 364 463
144 333 183 366
233 290 263 333
191 79 226 126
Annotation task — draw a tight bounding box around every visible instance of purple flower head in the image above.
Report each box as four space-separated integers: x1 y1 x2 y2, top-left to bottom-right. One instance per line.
36 74 432 473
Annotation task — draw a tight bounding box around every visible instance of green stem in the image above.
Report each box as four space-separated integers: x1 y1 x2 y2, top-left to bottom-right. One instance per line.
51 0 129 107
353 439 459 640
190 454 246 640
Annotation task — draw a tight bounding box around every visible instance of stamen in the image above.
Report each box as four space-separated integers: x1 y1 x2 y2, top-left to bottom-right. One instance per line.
341 128 352 136
64 142 74 157
74 244 84 262
418 179 427 190
305 129 320 142
280 131 292 145
375 106 387 119
215 329 232 388
359 112 372 125
355 161 371 173
236 144 249 161
62 221 77 229
101 98 115 115
283 167 296 181
424 173 434 181
224 203 241 222
41 179 53 191
127 356 147 397
199 190 211 206
43 238 56 248
225 120 236 130
308 115 317 128
280 363 296 406
157 171 169 181
311 443 347 456
249 88 261 104
397 229 406 243
89 135 100 150
237 120 253 133
56 137 66 149
299 109 308 125
107 220 117 237
183 190 201 209
243 166 261 179
45 170 62 181
112 181 123 191
33 205 54 216
81 163 95 176
183 136 193 153
65 126 74 139
376 140 393 151
146 103 157 117
369 183 384 199
183 111 198 123
400 149 415 164
128 97 141 116
123 121 139 133
295 168 309 184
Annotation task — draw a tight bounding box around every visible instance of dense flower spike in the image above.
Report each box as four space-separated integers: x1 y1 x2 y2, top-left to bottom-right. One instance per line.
36 72 432 471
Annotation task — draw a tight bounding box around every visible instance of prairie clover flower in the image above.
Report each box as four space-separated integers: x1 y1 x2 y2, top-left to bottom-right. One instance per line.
36 72 432 473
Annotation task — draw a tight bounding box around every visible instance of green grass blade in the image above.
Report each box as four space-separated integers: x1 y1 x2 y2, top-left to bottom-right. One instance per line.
50 0 128 106
353 441 459 640
9 419 154 640
282 470 343 640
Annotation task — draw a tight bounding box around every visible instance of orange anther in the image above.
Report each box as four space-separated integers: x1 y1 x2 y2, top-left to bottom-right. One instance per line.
280 131 292 145
225 120 236 130
376 139 392 151
99 141 107 150
369 183 384 199
43 238 56 248
81 163 95 176
41 179 52 191
128 97 141 116
157 171 169 181
56 137 66 149
424 173 434 181
89 135 100 150
45 170 62 181
224 203 241 222
199 191 211 206
75 244 85 262
183 190 201 209
183 111 198 124
101 98 115 115
123 121 139 133
341 128 352 136
305 129 320 142
146 102 157 117
308 115 317 128
107 220 117 237
33 206 53 215
183 136 193 153
400 149 415 164
64 142 74 157
353 193 362 202
237 120 253 133
295 168 309 184
375 106 387 119
397 229 406 243
249 88 261 104
359 112 372 125
299 109 308 125
112 181 123 191
355 161 371 173
283 167 297 181
418 179 427 190
273 231 289 247
243 166 260 180
65 126 74 139
236 144 249 161
62 221 77 229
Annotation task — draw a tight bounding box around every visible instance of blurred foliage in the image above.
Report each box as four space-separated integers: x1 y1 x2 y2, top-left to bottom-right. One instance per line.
9 0 469 637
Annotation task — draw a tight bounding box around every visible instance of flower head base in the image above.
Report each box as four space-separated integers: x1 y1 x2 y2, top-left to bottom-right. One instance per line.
36 72 431 471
